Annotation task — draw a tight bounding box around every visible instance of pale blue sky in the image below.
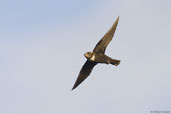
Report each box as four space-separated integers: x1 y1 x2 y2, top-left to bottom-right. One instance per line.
0 0 171 114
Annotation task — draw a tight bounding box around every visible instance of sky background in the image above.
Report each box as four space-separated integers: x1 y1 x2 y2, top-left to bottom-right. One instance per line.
0 0 171 114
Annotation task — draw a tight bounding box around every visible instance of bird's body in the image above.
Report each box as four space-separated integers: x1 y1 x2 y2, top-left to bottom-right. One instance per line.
72 17 121 90
85 52 120 65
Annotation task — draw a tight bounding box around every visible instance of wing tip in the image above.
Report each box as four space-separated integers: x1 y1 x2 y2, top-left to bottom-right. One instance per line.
115 16 120 24
71 86 76 91
71 82 80 91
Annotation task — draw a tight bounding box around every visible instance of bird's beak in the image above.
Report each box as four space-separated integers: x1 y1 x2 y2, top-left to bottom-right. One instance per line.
84 53 89 59
84 53 87 57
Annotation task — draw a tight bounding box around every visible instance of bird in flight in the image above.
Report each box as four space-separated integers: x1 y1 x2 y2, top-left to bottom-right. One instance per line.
72 17 120 90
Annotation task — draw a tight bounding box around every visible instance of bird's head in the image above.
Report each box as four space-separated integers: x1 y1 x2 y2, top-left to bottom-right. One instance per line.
84 52 93 59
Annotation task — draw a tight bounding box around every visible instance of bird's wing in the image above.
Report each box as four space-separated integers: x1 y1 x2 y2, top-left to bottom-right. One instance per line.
93 16 119 54
72 60 97 90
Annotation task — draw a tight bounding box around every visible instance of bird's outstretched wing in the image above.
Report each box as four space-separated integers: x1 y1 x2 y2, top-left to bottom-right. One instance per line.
72 60 97 90
93 16 119 54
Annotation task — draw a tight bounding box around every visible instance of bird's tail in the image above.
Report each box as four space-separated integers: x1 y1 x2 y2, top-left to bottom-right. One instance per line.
110 59 120 66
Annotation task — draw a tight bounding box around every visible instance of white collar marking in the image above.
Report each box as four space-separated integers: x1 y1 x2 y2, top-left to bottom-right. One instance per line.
90 54 95 61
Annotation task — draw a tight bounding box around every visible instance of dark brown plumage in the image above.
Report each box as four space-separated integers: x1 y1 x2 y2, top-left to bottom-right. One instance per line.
72 17 120 90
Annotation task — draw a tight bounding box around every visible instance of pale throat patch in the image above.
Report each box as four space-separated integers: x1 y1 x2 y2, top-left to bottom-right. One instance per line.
90 54 95 61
